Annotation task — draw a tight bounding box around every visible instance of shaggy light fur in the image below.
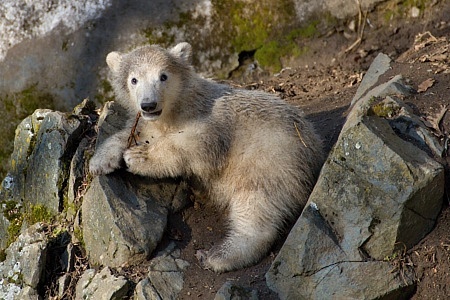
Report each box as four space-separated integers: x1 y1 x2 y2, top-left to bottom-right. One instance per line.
89 42 324 272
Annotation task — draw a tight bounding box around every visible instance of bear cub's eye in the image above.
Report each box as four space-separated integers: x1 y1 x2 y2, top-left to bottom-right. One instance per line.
131 78 138 85
160 74 168 82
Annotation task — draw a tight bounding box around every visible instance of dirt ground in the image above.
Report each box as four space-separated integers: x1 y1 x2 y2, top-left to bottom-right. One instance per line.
167 1 450 299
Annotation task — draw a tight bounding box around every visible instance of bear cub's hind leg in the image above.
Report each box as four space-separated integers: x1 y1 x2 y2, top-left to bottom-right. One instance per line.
203 196 279 273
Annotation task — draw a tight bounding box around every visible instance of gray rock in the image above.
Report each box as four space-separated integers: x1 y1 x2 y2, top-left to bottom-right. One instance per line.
346 74 415 130
17 286 40 300
134 242 190 300
0 106 92 214
0 100 95 248
351 53 392 104
0 0 387 112
0 214 8 250
266 55 444 299
75 267 129 300
58 274 71 299
214 281 258 300
1 109 52 206
67 137 91 210
0 223 48 299
24 110 92 213
294 0 385 21
82 173 172 267
380 96 445 157
83 102 188 267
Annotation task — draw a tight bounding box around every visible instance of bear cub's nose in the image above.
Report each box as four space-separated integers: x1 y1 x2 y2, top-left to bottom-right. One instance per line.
141 102 157 112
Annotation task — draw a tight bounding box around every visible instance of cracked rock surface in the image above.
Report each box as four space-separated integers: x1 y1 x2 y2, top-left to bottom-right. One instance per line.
134 242 190 300
266 53 445 299
0 223 48 299
75 267 129 300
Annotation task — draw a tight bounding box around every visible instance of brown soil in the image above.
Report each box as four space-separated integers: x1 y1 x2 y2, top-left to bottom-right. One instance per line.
168 1 450 299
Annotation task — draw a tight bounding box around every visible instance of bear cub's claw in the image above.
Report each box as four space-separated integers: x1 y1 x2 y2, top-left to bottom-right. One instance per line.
195 246 238 273
124 145 149 172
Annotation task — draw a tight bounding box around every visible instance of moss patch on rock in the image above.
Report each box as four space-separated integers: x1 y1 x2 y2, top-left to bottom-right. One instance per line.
141 0 327 76
0 84 54 180
2 201 55 247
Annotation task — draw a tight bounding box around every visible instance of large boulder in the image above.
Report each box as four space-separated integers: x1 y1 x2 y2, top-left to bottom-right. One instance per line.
82 101 189 267
82 173 178 267
0 0 386 109
266 54 445 299
1 105 92 214
0 100 95 249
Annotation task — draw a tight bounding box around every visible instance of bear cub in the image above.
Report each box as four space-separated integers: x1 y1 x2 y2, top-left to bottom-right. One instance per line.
89 42 324 272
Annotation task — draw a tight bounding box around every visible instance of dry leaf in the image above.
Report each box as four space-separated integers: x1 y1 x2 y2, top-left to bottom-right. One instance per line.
422 105 448 135
417 78 435 93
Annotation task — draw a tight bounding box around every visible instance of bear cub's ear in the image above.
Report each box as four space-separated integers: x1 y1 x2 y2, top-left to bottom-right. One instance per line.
170 42 192 65
106 51 123 73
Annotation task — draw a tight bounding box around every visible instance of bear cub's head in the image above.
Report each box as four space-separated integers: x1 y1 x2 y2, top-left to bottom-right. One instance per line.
106 42 193 121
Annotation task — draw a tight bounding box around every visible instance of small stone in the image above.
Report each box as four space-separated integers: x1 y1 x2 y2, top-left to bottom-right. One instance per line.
411 7 420 18
134 242 189 300
75 267 129 300
214 281 258 300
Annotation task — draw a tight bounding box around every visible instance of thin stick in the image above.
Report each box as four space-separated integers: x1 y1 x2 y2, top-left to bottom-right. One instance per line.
127 112 141 148
345 0 367 53
294 122 308 148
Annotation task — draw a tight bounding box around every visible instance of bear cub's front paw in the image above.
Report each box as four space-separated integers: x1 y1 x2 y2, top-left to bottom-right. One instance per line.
89 152 123 176
124 145 150 174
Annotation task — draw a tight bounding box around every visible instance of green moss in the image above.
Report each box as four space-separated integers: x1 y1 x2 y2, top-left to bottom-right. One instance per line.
224 1 271 52
219 0 305 72
402 0 428 10
254 41 283 71
383 251 401 261
140 1 330 74
51 226 68 239
28 204 54 225
253 24 314 72
94 79 115 104
383 10 395 22
2 200 23 246
73 226 84 248
62 40 69 52
2 201 55 247
0 84 54 179
380 0 433 23
0 249 6 262
63 192 79 220
290 22 319 39
370 102 400 118
6 213 23 247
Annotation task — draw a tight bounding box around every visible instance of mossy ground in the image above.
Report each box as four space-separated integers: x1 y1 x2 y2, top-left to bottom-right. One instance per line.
94 79 115 104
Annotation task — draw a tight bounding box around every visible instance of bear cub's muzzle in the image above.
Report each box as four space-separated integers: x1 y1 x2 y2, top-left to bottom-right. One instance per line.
141 102 158 112
140 100 162 119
